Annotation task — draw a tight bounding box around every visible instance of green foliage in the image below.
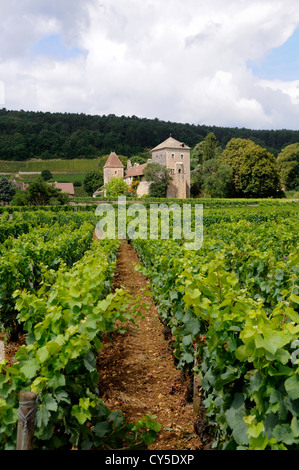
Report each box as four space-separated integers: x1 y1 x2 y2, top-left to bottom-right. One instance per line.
190 165 204 197
221 138 281 198
277 143 299 191
1 108 299 161
10 189 29 206
0 235 161 450
147 181 166 198
10 178 69 206
130 202 299 450
201 132 222 162
0 218 95 339
1 200 298 451
202 159 233 198
41 169 53 181
143 162 172 198
191 158 233 198
191 141 205 166
130 155 148 165
83 171 103 196
104 177 130 198
0 177 16 203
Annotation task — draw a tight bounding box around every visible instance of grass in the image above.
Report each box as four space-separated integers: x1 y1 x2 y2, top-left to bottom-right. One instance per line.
49 174 87 184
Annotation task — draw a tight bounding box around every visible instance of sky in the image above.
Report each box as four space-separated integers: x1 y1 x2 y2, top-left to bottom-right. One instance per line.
1 0 299 130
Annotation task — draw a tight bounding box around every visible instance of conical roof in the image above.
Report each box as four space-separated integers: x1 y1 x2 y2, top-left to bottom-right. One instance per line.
104 152 124 168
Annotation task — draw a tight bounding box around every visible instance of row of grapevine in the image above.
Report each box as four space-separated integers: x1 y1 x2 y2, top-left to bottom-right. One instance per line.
0 218 97 339
0 209 98 244
0 198 297 216
0 204 99 214
0 233 160 450
130 203 299 449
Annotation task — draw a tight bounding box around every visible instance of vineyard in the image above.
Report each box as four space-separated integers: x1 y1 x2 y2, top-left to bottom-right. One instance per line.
0 199 298 450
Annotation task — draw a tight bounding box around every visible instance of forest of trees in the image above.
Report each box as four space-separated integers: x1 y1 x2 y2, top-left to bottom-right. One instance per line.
1 108 299 161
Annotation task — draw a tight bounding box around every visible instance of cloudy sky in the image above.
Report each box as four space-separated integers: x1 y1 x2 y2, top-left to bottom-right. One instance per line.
1 0 299 130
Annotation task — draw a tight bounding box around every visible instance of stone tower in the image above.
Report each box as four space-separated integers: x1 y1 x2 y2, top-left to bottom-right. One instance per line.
150 136 191 198
103 152 124 186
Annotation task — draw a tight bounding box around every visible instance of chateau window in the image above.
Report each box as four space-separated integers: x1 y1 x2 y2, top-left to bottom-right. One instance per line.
181 154 184 159
115 171 117 175
178 169 182 174
172 153 175 158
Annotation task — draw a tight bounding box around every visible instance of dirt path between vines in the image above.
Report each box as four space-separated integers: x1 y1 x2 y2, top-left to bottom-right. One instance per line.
97 241 205 451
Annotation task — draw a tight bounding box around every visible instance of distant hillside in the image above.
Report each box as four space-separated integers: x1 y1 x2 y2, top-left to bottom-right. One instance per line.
0 108 299 161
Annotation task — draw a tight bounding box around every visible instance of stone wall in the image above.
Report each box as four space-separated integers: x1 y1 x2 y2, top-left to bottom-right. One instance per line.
137 180 151 197
104 167 124 186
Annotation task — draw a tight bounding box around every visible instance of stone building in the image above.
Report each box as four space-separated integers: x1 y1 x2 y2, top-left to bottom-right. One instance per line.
102 136 191 199
150 136 191 198
103 152 124 186
123 161 151 197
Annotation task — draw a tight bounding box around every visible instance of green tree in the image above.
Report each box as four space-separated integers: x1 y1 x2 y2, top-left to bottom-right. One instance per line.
83 171 103 196
202 132 221 162
202 159 234 198
10 189 29 206
190 165 204 197
143 162 172 198
16 178 69 206
104 177 129 197
191 159 233 198
191 141 204 170
276 143 299 191
41 169 53 181
0 177 16 203
191 133 222 171
221 138 281 197
130 155 148 165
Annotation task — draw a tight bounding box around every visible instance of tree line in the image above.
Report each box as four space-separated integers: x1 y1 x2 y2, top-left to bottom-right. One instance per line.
1 108 299 161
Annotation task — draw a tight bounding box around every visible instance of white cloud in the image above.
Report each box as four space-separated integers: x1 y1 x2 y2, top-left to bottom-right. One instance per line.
1 0 299 129
0 81 4 105
258 79 299 105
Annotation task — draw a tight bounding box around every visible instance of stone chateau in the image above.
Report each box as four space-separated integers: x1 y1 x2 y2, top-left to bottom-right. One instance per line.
103 136 191 198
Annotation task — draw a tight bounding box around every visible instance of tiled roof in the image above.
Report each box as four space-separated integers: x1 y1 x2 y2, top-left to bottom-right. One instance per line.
54 182 74 195
11 180 28 190
124 163 148 178
104 152 124 168
151 136 191 152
